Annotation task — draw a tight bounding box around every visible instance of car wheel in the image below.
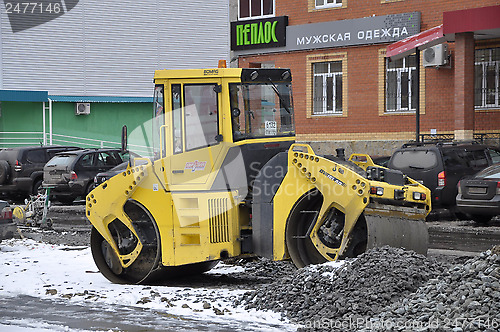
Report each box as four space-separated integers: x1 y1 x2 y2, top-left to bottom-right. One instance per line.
0 160 10 184
32 179 44 196
86 182 96 197
453 211 470 221
471 215 492 224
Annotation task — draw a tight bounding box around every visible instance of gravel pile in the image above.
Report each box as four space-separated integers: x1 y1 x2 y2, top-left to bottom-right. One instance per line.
232 257 297 280
368 246 500 332
237 246 500 331
238 246 447 325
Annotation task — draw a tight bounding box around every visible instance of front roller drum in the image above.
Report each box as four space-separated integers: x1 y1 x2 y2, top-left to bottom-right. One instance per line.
91 200 217 284
285 190 369 268
285 190 429 269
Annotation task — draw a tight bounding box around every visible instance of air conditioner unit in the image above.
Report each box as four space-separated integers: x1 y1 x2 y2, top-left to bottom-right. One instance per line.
423 43 448 67
75 102 90 115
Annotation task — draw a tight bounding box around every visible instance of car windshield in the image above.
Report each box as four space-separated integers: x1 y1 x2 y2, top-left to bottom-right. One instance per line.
229 82 294 141
391 150 438 169
475 163 500 179
46 155 77 167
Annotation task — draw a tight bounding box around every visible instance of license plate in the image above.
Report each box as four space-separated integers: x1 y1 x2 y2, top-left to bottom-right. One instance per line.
468 187 487 194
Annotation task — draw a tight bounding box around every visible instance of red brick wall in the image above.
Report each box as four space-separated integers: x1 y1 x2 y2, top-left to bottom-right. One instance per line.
454 32 475 133
277 0 498 29
238 0 500 140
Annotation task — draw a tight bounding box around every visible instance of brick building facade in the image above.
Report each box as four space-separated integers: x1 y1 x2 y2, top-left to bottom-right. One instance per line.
231 0 500 155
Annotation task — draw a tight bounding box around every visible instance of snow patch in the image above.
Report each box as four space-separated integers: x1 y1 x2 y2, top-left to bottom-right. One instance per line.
0 239 296 331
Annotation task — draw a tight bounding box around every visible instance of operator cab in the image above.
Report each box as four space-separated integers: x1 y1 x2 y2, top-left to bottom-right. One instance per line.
152 68 294 157
151 67 295 190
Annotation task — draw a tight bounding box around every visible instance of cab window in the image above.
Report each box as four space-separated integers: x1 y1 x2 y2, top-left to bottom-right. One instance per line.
183 84 219 151
229 82 294 141
172 84 183 154
153 85 165 159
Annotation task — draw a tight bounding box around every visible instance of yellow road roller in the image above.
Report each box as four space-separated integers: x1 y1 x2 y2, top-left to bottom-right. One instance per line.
86 66 431 284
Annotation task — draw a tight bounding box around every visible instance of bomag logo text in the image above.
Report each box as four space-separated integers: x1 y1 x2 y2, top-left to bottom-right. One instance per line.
204 69 219 75
319 169 346 187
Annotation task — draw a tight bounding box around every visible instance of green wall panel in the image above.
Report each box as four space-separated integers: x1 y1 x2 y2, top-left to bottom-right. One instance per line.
0 101 45 146
0 101 153 148
52 102 152 147
0 101 43 132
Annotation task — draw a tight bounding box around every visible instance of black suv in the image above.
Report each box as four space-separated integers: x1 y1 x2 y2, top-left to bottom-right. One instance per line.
387 142 500 215
43 149 131 204
0 146 79 199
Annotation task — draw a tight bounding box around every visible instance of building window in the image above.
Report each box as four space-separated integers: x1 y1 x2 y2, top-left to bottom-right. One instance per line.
315 0 342 9
386 54 417 112
475 48 500 109
239 0 274 20
313 61 343 115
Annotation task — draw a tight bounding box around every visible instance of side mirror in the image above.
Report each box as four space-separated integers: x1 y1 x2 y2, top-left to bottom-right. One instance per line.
121 125 128 152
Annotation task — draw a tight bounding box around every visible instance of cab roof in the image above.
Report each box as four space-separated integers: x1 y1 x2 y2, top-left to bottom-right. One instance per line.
154 68 292 83
154 68 242 80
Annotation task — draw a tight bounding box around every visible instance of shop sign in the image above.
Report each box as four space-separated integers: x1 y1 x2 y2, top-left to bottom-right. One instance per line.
231 16 288 51
234 12 420 55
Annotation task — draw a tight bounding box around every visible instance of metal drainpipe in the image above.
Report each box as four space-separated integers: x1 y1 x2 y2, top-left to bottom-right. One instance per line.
49 98 53 145
43 101 47 145
415 50 420 143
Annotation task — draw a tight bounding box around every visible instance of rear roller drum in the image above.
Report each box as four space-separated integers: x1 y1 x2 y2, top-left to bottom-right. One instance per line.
91 200 162 284
285 190 367 268
91 200 217 284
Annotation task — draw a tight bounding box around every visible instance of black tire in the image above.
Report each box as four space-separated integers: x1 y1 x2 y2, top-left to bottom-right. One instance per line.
85 182 96 197
32 178 43 196
285 190 327 268
454 211 470 221
0 160 10 184
471 215 492 224
91 199 216 285
285 189 367 268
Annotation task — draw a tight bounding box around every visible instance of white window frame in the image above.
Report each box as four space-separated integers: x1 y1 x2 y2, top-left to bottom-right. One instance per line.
313 62 343 115
386 56 416 113
238 0 275 21
475 48 500 109
315 0 342 9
